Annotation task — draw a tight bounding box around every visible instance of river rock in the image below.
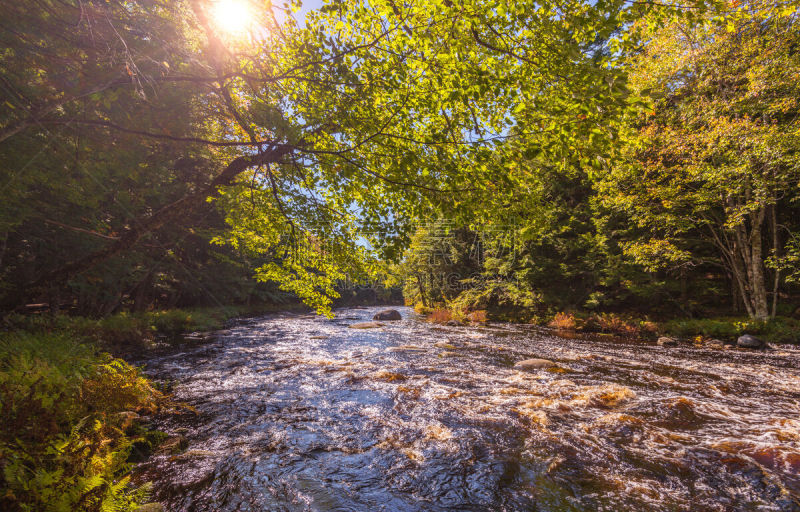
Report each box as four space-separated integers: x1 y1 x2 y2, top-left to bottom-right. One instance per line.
349 321 384 329
737 334 765 349
157 435 187 455
115 411 139 430
434 341 457 349
373 309 402 321
514 358 557 370
386 344 426 351
657 337 679 347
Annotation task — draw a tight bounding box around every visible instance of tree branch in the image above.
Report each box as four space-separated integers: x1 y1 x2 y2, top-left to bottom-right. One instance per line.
27 145 292 291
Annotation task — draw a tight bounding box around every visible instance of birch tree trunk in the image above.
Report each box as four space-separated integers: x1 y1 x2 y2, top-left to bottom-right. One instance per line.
748 207 769 320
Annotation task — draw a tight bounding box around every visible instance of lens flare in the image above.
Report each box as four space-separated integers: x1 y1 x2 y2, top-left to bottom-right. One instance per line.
211 0 252 35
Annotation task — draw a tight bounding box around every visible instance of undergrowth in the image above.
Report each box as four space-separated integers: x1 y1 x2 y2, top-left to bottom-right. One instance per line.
0 305 267 510
660 316 800 343
1 306 253 350
0 332 161 511
547 311 658 338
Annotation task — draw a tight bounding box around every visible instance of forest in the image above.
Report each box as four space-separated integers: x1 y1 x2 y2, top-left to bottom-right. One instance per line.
1 0 799 510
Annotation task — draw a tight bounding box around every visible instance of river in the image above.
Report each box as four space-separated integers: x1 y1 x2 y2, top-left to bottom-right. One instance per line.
135 306 800 511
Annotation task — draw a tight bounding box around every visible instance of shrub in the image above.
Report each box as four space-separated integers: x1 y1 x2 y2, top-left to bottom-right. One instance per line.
467 310 487 323
413 303 429 315
591 313 640 335
428 308 453 323
549 312 578 330
0 332 160 511
2 306 245 350
764 318 800 344
547 311 656 338
449 281 542 322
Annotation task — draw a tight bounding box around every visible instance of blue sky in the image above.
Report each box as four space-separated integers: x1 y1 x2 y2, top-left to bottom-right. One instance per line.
289 0 325 26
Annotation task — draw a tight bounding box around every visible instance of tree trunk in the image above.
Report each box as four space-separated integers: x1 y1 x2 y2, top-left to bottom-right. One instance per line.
132 270 154 312
48 286 60 316
729 271 741 313
730 231 755 318
415 273 429 307
770 203 780 318
748 208 769 320
0 233 6 270
679 266 688 308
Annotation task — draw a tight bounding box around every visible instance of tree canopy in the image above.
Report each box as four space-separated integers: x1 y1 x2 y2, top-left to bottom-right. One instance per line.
1 0 799 318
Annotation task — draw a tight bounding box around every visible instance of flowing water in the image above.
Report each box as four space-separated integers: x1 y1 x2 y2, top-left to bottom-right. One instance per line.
135 307 800 511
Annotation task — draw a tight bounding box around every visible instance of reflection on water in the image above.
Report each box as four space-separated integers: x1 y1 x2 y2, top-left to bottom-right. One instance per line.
135 307 800 511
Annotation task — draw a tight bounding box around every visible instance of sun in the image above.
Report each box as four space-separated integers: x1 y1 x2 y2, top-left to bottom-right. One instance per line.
211 0 252 35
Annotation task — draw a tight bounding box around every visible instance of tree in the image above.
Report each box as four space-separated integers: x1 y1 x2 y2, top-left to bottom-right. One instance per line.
599 5 800 319
1 0 721 314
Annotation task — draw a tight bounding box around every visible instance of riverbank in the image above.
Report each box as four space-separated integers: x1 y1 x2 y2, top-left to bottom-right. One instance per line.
417 304 800 345
0 304 309 512
0 330 161 511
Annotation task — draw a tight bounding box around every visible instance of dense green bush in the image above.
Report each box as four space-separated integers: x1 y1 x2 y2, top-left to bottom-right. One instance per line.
0 332 160 511
449 281 543 322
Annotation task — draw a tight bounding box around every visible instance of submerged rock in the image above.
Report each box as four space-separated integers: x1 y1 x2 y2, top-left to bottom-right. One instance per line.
136 504 164 512
349 321 384 329
386 344 426 351
434 341 457 349
588 385 636 408
171 449 217 460
157 435 188 455
737 334 765 349
373 309 402 321
514 358 557 370
657 337 679 347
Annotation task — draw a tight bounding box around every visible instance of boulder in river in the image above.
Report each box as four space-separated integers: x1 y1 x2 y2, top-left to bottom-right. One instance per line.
737 334 765 349
514 358 557 370
657 337 679 347
373 309 402 321
349 321 384 329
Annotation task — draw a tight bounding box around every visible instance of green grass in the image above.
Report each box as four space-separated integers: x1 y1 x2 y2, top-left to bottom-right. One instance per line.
1 305 263 350
661 316 800 344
